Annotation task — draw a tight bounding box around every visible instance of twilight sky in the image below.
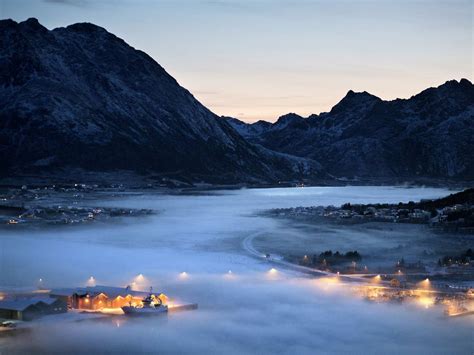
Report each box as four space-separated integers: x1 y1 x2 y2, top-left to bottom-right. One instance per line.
2 0 472 122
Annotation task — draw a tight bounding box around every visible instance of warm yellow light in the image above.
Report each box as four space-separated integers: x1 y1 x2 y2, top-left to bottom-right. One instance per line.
418 296 435 309
84 298 90 303
417 278 431 289
315 276 340 291
372 275 382 283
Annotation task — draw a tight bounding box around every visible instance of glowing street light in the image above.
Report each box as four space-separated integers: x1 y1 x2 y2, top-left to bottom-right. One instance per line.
418 278 431 289
179 272 189 280
224 270 235 280
372 275 382 284
87 276 96 286
265 267 279 280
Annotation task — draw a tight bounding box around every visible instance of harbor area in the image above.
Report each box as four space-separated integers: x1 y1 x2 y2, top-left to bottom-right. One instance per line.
0 285 198 330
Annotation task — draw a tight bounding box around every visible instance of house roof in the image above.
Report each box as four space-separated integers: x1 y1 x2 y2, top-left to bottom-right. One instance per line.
0 299 42 311
0 296 64 311
50 285 163 299
49 288 79 297
84 285 163 298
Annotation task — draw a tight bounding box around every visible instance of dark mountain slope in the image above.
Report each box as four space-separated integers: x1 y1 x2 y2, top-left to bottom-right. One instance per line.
0 18 324 183
227 79 474 180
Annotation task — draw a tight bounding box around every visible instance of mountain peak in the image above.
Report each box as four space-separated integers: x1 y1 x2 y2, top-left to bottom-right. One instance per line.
459 78 472 87
0 18 48 33
65 22 108 34
330 90 380 114
0 18 17 29
411 78 474 102
274 113 304 127
19 18 48 33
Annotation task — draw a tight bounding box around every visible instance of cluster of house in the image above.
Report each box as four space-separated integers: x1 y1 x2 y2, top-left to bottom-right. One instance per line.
4 205 153 226
435 204 472 222
0 296 67 322
273 205 432 223
322 205 436 223
0 285 167 322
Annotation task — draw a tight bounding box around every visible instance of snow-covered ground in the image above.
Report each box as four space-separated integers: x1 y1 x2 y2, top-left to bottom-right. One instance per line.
0 186 472 354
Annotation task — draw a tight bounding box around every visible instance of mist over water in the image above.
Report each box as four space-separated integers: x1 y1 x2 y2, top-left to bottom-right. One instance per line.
0 186 472 354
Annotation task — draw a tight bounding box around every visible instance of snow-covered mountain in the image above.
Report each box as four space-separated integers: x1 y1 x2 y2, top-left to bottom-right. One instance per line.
226 80 474 180
0 18 324 183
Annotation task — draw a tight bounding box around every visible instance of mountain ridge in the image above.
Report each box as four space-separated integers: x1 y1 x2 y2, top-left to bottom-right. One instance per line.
0 18 325 184
225 78 474 180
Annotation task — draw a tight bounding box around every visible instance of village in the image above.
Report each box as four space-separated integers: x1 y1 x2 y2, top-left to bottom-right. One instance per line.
0 185 154 226
264 251 474 318
270 188 474 232
1 205 154 226
0 282 198 331
272 202 474 229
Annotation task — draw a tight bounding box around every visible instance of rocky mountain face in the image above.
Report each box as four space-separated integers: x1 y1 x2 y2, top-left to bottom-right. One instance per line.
0 18 324 184
226 80 474 180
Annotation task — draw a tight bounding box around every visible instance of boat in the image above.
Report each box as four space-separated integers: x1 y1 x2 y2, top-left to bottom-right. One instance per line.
121 288 168 316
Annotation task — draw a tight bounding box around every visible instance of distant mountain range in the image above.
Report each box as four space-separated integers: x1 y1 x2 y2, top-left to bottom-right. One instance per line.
0 18 323 184
226 79 474 181
1 18 472 185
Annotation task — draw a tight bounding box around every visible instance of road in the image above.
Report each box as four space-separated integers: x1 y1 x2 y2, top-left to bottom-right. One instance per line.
241 231 368 282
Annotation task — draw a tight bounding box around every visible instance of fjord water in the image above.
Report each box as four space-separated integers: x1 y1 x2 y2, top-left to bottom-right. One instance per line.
0 186 472 354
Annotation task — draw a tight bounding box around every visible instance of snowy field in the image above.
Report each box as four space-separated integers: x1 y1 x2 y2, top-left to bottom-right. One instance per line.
0 186 472 354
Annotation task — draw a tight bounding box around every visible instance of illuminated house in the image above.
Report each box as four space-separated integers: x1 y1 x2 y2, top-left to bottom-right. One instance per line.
0 297 67 321
50 285 167 310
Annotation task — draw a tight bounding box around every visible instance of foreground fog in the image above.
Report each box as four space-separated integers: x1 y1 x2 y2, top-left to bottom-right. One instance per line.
0 186 472 354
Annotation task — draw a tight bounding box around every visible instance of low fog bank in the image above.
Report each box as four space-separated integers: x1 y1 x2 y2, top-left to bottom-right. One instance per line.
1 186 471 354
2 275 472 354
253 220 474 271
